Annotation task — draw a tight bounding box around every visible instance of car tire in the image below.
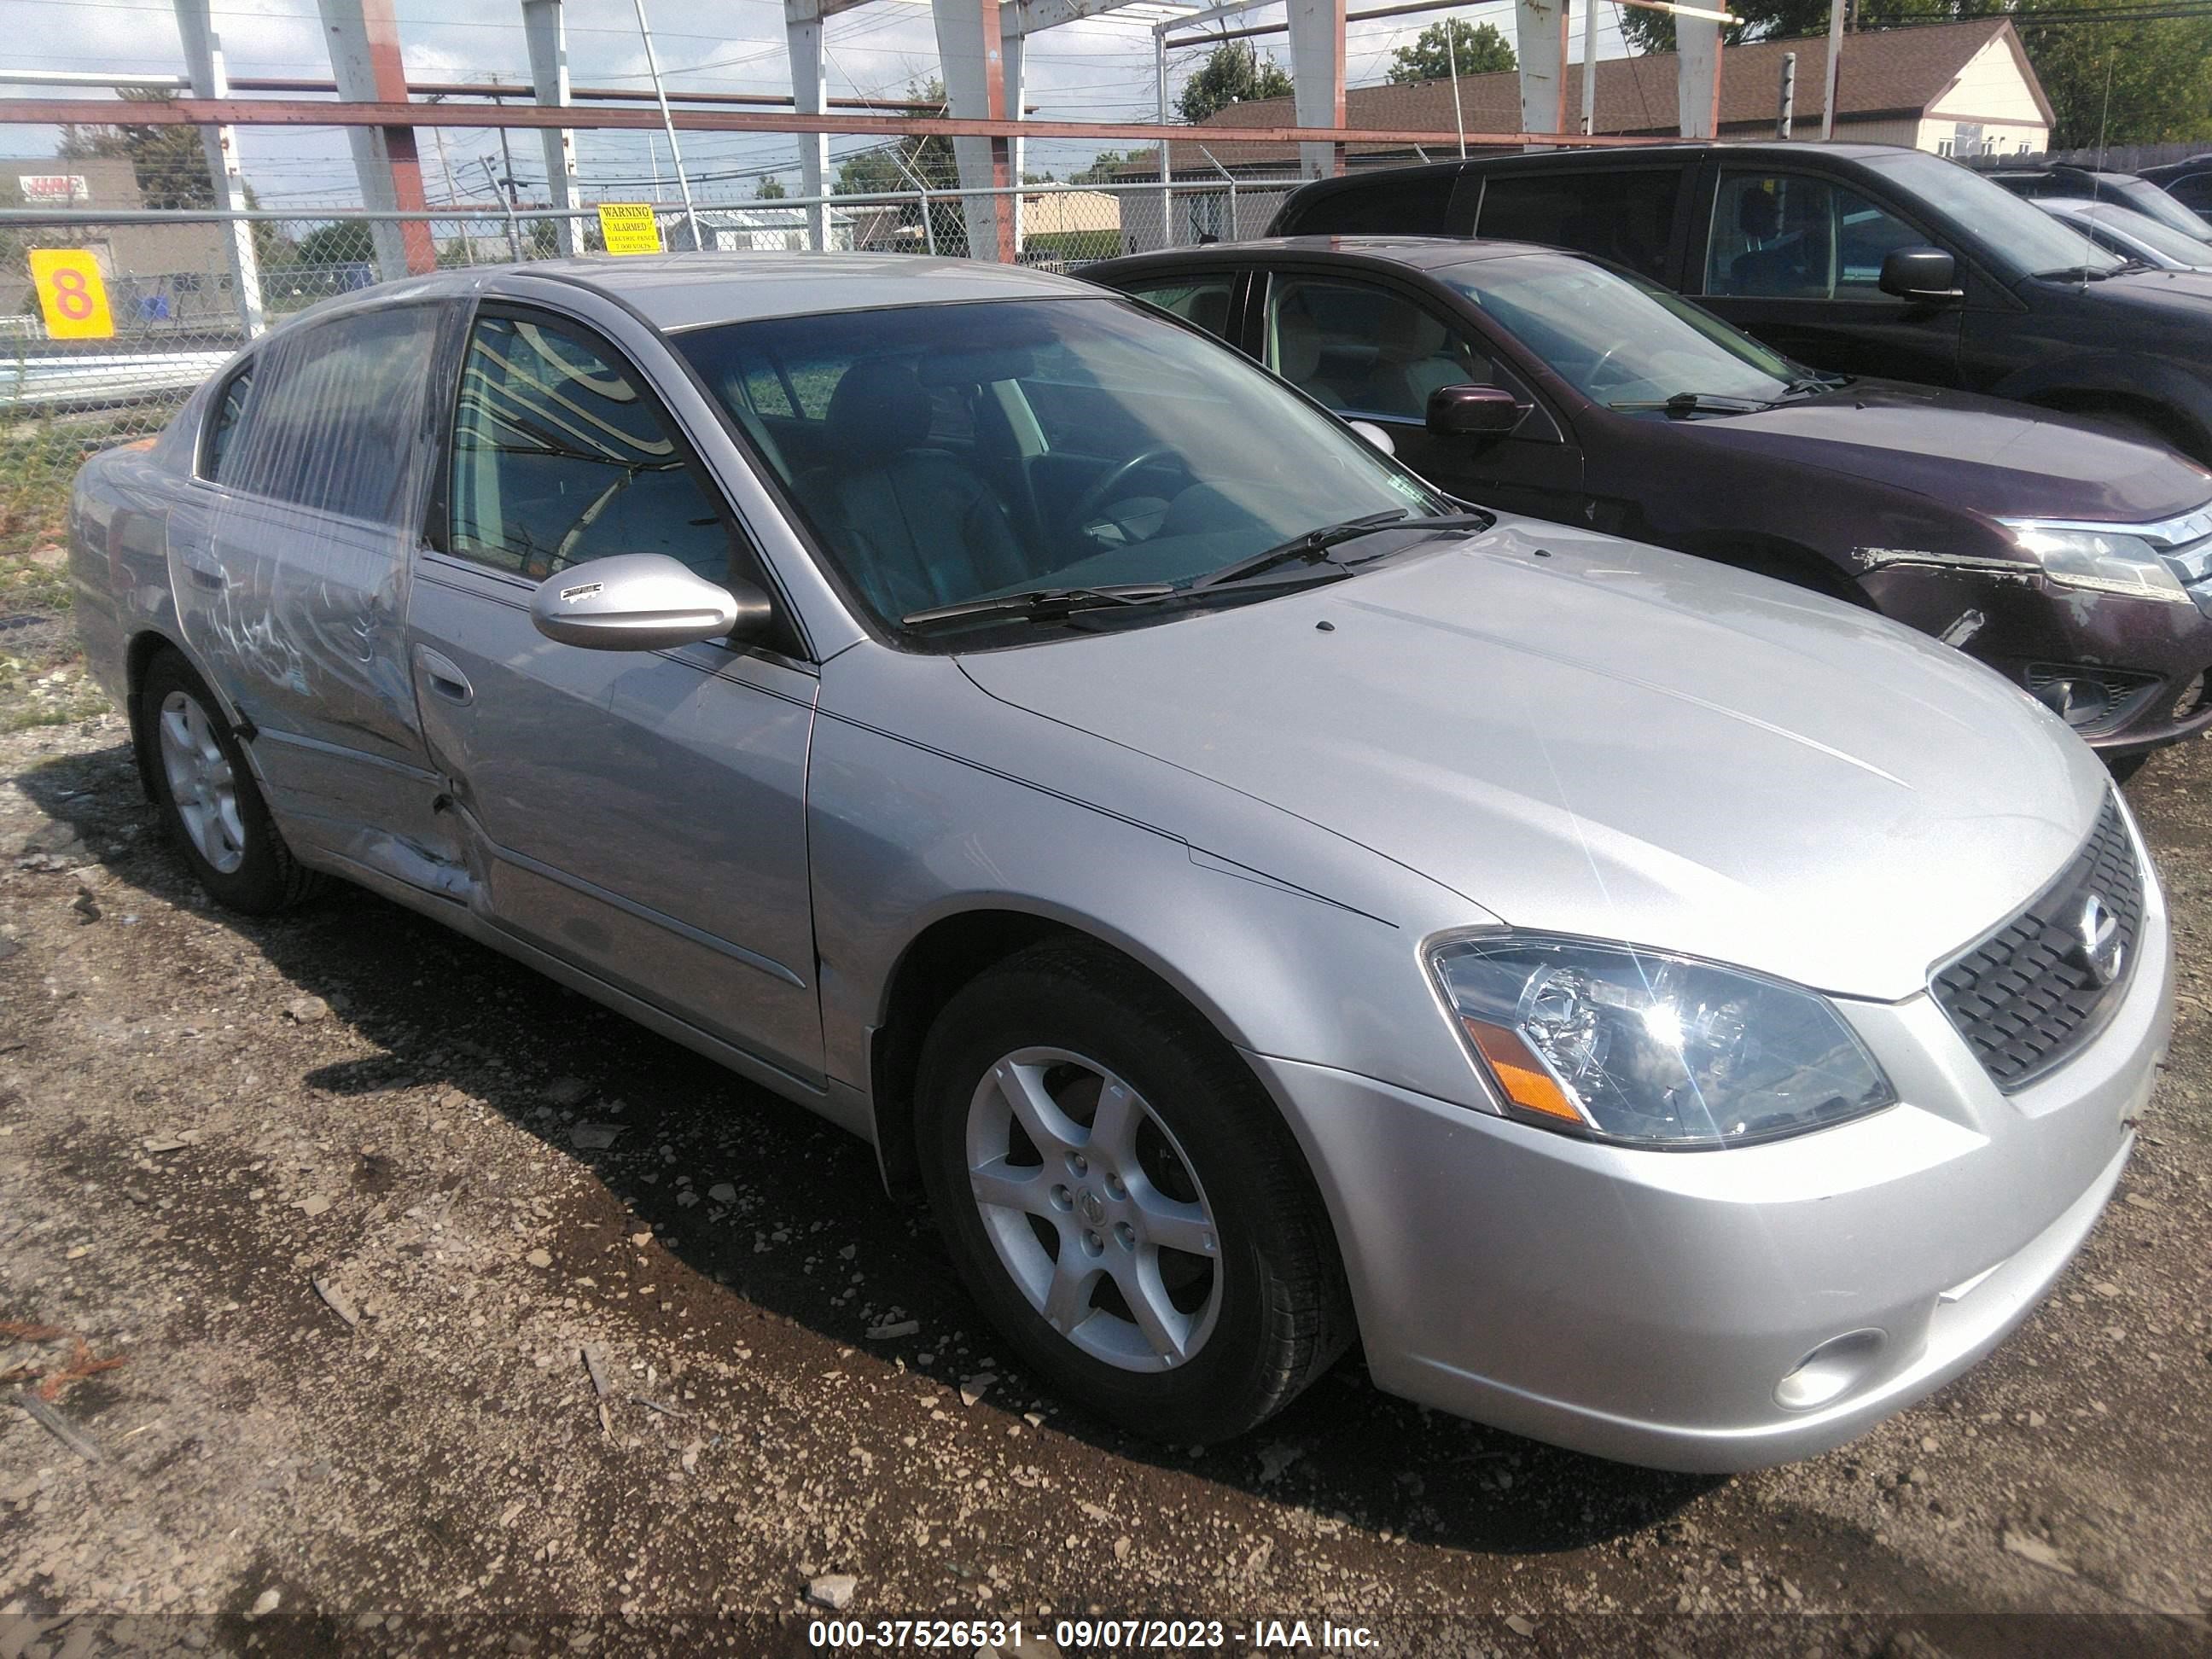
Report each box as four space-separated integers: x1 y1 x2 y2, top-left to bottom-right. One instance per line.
140 649 322 915
915 939 1352 1444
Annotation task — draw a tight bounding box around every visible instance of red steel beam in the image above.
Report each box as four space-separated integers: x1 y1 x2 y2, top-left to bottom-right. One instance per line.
0 96 1663 148
230 76 965 112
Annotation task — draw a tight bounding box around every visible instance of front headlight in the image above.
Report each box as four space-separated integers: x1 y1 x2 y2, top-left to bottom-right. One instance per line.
2000 520 2192 603
1429 934 1895 1150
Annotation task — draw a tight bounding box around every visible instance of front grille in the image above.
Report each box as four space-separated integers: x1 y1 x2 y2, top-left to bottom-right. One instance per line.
1932 795 2145 1091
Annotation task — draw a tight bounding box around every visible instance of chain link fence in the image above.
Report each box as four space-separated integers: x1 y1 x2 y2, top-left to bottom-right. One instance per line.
0 175 1300 561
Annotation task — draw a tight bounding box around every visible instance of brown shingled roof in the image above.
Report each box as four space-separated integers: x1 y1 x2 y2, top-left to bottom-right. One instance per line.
1155 18 2047 172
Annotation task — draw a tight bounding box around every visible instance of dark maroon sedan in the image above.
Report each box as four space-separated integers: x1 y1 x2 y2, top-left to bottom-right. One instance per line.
1088 235 2212 771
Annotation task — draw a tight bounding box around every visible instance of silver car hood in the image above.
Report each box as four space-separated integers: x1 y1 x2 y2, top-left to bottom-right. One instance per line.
958 521 2110 1002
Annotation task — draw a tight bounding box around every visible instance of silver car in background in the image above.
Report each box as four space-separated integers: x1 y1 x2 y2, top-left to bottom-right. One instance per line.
68 255 2168 1472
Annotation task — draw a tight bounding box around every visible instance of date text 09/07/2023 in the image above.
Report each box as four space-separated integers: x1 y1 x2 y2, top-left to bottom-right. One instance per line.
806 1618 1383 1650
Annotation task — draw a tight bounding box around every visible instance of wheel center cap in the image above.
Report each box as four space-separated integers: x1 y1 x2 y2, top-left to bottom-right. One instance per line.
1077 1190 1106 1226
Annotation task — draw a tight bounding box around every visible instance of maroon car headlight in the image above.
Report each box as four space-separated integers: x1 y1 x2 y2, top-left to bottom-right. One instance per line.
1429 934 1896 1150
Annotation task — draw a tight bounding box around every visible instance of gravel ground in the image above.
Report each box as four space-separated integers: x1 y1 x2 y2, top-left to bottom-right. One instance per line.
0 682 2208 1657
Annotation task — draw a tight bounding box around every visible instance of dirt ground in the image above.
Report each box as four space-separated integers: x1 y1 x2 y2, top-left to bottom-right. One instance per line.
0 607 2208 1657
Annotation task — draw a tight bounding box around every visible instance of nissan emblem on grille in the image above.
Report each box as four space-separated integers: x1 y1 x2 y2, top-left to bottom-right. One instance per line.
2074 893 2126 987
1930 794 2145 1091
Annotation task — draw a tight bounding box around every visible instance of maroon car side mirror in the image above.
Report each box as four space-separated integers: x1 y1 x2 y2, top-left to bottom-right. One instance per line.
1428 383 1527 439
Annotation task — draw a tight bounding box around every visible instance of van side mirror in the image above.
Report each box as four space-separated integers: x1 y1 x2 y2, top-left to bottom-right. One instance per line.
530 553 772 652
1427 383 1526 438
1878 247 1962 302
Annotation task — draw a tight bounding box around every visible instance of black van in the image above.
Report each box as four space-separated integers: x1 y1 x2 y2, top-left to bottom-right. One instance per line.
1267 142 2212 464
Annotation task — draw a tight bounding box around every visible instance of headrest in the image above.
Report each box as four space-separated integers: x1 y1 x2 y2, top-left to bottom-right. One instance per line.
1274 292 1324 383
1377 302 1447 364
824 358 932 460
1738 188 1779 239
1189 288 1231 335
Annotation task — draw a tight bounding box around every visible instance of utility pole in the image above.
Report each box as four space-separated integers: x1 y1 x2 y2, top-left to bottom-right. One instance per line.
481 156 523 261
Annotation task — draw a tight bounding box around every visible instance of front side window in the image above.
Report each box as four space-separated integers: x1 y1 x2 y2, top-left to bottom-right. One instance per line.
1263 276 1500 422
1476 168 1683 281
446 314 736 584
1707 172 1930 300
220 304 442 521
678 297 1452 637
1441 251 1799 410
1118 276 1237 341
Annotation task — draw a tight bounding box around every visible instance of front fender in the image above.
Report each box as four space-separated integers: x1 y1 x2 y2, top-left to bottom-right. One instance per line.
1988 351 2212 458
807 656 1499 1121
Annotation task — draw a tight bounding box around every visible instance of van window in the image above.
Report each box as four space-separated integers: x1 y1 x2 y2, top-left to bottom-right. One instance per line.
1707 172 1924 299
1476 169 1683 280
1300 168 1459 236
220 304 442 523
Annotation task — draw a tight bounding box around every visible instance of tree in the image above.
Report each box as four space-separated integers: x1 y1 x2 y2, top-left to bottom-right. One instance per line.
1384 20 1517 84
56 88 214 210
835 79 958 196
288 221 376 270
1176 43 1292 125
755 174 788 200
1071 149 1137 184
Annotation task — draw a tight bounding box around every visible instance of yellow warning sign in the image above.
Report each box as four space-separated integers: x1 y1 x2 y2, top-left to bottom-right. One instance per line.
28 247 114 340
597 204 665 256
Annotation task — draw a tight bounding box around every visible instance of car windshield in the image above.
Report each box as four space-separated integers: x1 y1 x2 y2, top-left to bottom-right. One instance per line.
1438 251 1800 410
2050 199 2212 268
1860 149 2125 279
677 297 1456 638
2111 176 2212 241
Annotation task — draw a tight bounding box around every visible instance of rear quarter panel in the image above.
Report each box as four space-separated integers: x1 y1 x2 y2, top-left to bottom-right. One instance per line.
67 428 195 711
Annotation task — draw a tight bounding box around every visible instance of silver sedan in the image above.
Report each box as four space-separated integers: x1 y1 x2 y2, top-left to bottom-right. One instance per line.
68 254 2168 1471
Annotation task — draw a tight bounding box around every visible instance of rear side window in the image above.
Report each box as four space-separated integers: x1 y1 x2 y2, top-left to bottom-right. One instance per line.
1295 169 1458 236
1116 276 1238 340
221 305 442 522
1476 169 1683 281
201 363 253 481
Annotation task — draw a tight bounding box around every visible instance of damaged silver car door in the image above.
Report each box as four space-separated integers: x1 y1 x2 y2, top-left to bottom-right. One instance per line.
174 301 456 866
403 306 825 1085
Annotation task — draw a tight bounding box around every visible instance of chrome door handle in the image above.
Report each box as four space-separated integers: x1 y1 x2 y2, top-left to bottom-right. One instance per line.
416 647 474 706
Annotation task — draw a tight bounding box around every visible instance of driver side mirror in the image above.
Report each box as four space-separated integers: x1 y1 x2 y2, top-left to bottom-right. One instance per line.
1427 383 1527 439
1878 247 1962 303
529 553 772 652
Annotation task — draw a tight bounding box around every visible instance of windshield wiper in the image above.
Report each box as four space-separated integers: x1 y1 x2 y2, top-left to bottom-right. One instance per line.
901 583 1176 629
1189 509 1488 591
1781 372 1849 398
2033 264 2120 282
1609 391 1778 416
1189 510 1410 589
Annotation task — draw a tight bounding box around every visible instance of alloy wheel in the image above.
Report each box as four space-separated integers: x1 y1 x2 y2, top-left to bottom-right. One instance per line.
964 1046 1222 1372
158 688 247 875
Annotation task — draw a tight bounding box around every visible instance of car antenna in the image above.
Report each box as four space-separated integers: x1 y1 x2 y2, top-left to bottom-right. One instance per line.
2087 50 2116 291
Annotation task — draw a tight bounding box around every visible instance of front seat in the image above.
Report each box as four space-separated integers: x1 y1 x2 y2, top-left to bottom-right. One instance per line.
1346 304 1481 419
812 360 1031 619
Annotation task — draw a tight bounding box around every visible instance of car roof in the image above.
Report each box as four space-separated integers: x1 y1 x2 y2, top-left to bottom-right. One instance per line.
502 253 1096 331
1096 234 1563 273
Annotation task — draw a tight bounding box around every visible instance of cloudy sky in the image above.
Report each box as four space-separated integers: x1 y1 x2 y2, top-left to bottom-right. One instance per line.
0 0 1631 210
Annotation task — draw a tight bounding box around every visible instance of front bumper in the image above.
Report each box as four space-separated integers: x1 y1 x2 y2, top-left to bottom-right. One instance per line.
1249 856 2171 1473
1859 556 2212 757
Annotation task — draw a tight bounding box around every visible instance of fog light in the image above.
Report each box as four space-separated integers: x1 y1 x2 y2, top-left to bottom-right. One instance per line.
2026 663 2161 735
2033 677 2110 728
1774 1329 1886 1412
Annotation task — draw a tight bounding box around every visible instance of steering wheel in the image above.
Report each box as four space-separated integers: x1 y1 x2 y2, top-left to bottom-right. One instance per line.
1065 445 1185 537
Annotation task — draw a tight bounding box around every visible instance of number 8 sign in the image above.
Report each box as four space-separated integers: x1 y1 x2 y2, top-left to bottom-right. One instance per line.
29 248 117 341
